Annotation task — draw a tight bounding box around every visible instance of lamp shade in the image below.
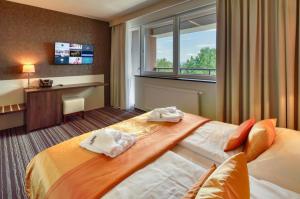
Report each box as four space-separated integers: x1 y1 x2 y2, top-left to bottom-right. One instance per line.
23 64 35 73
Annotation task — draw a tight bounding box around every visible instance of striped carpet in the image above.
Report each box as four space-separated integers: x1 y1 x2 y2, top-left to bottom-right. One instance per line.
0 107 144 199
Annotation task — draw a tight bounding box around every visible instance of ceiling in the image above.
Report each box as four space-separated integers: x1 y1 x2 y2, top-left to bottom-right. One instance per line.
6 0 161 21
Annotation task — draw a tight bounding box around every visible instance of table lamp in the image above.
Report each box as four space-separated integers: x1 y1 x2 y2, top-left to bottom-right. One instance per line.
23 64 35 88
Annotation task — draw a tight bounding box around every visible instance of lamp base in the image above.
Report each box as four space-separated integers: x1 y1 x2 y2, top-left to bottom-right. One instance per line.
26 73 36 88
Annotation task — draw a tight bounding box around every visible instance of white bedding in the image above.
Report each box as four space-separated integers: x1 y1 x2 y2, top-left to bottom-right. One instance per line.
103 151 205 199
250 176 300 199
103 151 300 199
179 121 242 164
179 121 300 194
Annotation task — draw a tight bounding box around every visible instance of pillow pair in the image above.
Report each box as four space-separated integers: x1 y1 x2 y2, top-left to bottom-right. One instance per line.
183 153 250 199
224 118 276 162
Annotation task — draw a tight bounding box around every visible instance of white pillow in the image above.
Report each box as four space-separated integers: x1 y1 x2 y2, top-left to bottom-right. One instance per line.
248 127 300 193
179 121 242 164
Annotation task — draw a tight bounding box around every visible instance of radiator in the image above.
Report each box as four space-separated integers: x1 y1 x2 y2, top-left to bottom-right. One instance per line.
144 84 203 115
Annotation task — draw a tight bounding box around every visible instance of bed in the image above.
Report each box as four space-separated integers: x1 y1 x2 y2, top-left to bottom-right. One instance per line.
25 112 209 199
25 112 300 199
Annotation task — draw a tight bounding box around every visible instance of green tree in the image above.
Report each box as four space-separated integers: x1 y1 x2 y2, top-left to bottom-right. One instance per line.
181 47 216 75
155 58 173 72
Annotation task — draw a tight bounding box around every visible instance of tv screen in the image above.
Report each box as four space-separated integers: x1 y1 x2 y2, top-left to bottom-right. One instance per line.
55 42 94 65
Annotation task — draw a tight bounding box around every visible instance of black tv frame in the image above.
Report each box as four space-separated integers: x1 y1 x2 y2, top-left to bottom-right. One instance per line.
54 42 94 65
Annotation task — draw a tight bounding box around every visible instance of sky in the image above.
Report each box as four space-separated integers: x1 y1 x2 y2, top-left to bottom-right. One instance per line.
156 29 216 64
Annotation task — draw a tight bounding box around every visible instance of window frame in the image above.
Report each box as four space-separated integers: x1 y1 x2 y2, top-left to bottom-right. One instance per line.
178 22 216 81
141 16 177 77
128 26 141 76
139 6 217 81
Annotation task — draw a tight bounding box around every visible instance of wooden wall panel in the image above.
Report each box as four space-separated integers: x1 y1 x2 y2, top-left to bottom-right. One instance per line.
0 1 111 105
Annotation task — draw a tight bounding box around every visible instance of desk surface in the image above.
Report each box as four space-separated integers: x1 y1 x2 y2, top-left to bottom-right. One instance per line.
24 82 108 93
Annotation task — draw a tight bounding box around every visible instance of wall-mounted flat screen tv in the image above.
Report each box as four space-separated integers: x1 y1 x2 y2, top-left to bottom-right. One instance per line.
55 42 94 65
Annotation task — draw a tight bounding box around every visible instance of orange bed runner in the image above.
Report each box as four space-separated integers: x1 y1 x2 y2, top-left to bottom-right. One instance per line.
25 112 209 199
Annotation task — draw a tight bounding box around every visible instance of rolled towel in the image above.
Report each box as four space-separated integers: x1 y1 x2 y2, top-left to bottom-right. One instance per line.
147 106 184 123
80 128 136 158
155 106 178 114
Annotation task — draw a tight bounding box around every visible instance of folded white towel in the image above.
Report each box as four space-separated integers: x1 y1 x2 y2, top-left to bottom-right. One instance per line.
80 128 136 158
147 106 184 123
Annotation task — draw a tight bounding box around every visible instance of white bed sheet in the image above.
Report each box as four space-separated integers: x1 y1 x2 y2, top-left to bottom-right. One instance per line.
103 151 300 199
179 121 242 164
250 176 300 199
103 151 205 199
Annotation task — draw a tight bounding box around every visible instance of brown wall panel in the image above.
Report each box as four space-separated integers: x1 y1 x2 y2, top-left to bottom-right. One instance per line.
0 1 111 105
0 1 111 80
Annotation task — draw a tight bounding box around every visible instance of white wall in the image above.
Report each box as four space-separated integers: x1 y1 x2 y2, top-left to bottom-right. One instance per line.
112 0 216 27
135 76 216 119
0 74 105 130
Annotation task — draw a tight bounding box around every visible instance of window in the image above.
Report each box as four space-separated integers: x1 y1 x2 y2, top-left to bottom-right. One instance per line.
142 18 174 74
140 6 216 81
179 12 216 77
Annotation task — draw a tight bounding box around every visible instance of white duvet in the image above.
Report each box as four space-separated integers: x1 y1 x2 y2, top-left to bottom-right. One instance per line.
103 151 300 199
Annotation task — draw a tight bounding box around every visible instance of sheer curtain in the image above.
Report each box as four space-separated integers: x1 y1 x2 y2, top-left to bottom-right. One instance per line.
110 23 127 109
217 0 300 130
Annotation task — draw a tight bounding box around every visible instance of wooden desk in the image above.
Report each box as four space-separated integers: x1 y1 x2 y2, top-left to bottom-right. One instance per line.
24 82 107 132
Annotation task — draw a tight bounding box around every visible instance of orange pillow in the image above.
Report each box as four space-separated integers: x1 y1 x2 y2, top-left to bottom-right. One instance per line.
196 153 250 199
224 119 256 152
244 119 277 162
182 164 217 199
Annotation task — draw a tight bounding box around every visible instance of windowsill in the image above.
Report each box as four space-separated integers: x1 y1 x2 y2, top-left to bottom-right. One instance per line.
135 75 216 83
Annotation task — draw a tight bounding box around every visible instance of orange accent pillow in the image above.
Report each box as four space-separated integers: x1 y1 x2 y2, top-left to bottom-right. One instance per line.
195 153 250 199
244 119 277 162
224 119 256 152
182 164 217 199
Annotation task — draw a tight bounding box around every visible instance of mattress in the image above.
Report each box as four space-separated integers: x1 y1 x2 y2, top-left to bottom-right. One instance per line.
179 121 242 164
103 151 300 199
